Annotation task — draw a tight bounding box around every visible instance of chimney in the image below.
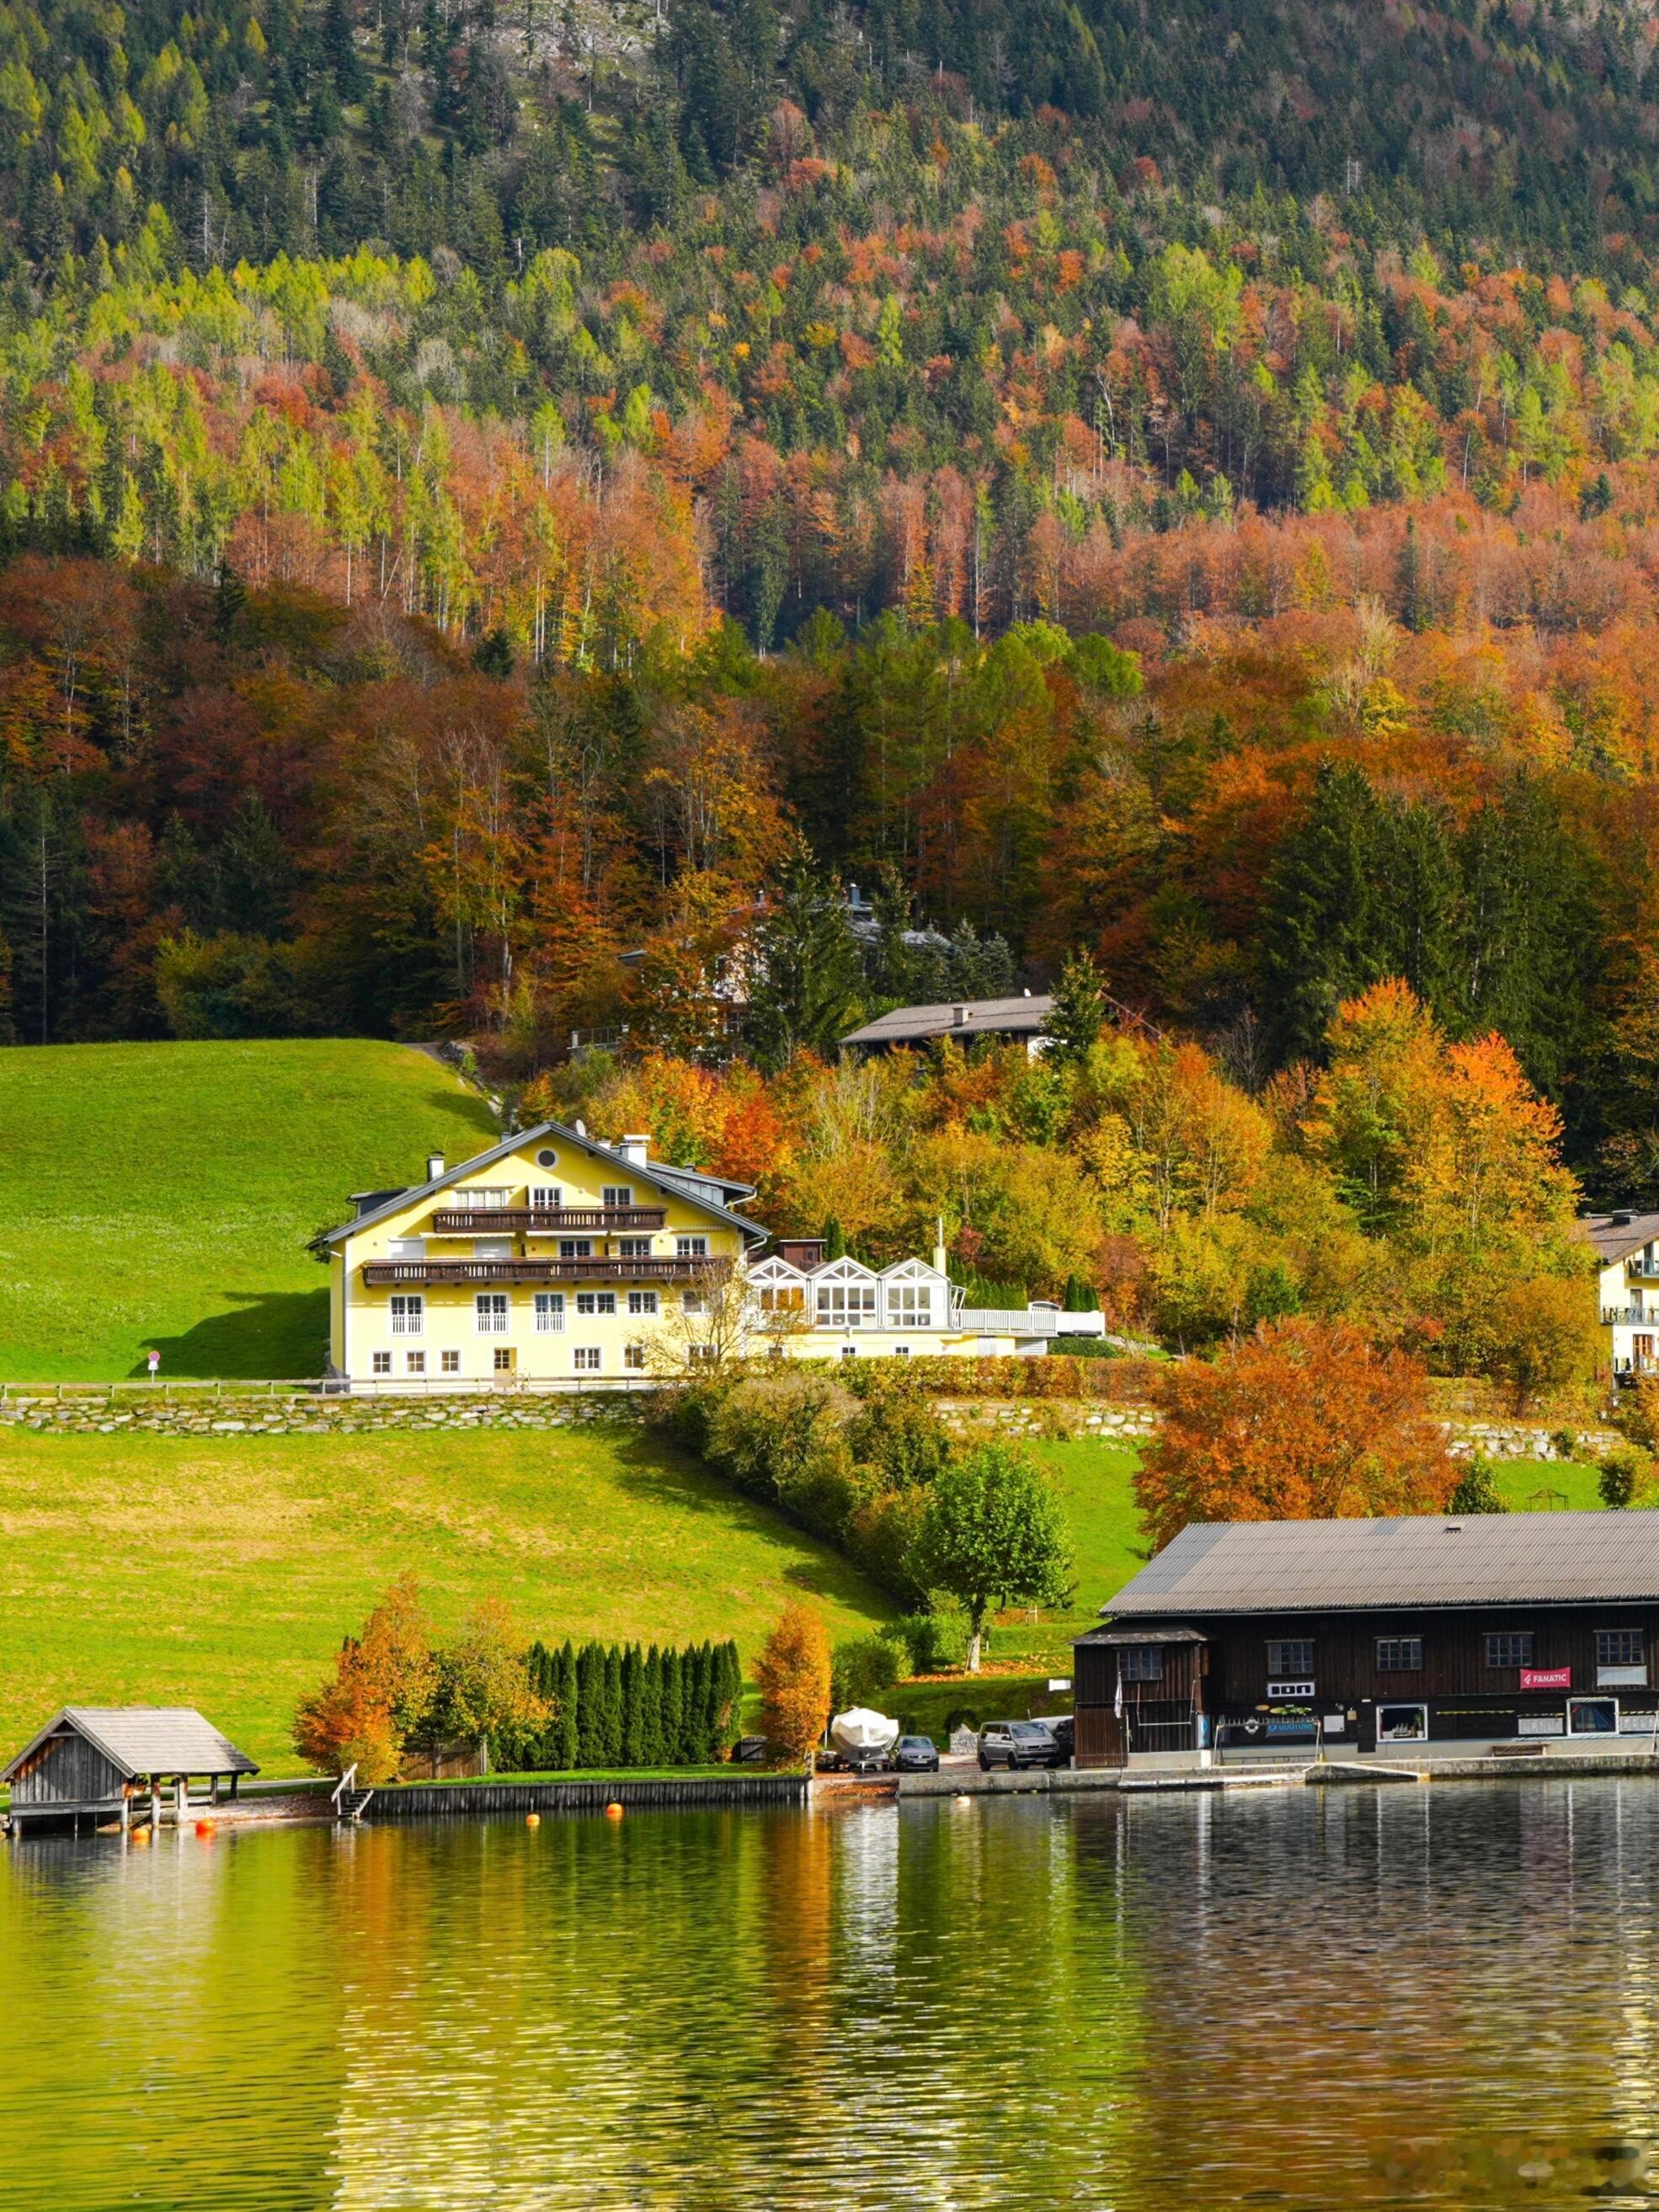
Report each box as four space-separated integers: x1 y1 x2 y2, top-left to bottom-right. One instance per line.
952 1003 969 1027
932 1214 947 1275
620 1132 650 1167
425 1152 445 1183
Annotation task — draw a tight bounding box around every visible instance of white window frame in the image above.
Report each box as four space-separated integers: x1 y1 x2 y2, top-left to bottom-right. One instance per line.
1375 1702 1429 1744
627 1290 659 1316
1568 1696 1619 1738
371 1350 392 1376
624 1342 646 1371
560 1239 593 1259
530 1185 561 1209
573 1345 602 1373
475 1293 509 1335
406 1349 425 1375
892 1344 911 1357
682 1290 706 1315
677 1235 709 1258
390 1295 424 1336
888 1286 932 1322
534 1293 566 1333
577 1291 616 1316
440 1349 461 1374
618 1237 653 1258
492 1345 515 1373
818 1283 877 1325
603 1185 633 1208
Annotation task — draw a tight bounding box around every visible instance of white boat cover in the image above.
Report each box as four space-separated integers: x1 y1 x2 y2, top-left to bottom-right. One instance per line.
830 1707 900 1757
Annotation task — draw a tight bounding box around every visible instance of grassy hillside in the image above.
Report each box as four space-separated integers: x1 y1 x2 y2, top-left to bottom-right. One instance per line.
0 1039 497 1381
0 1426 888 1771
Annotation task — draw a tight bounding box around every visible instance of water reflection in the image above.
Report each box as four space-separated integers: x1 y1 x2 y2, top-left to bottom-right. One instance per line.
7 1782 1659 2207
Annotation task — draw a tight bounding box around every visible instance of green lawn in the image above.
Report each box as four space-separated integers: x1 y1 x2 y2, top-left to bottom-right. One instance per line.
0 1038 498 1380
0 1425 889 1771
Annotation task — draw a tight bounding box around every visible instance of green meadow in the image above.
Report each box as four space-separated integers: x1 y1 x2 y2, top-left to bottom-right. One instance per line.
0 1424 890 1771
0 1038 496 1380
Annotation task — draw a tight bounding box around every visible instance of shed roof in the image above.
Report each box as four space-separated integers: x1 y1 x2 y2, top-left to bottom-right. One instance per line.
2 1707 259 1783
1579 1211 1659 1264
1097 1511 1659 1618
841 995 1054 1049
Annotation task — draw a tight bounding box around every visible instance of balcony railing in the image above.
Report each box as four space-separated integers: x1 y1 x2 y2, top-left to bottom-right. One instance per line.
1603 1308 1659 1326
428 1205 667 1234
362 1257 706 1287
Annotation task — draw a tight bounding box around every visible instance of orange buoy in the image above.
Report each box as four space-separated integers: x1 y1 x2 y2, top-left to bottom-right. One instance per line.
195 1818 216 1836
131 1826 152 1846
605 1802 624 1820
525 1813 541 1828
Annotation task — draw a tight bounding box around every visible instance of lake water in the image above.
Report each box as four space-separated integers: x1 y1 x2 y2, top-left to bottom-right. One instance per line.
7 1781 1659 2209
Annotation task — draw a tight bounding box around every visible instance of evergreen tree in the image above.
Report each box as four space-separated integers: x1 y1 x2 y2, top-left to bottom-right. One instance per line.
659 1646 683 1766
554 1640 578 1770
638 1644 664 1767
680 1643 708 1761
821 1217 846 1260
744 844 866 1072
574 1640 604 1767
1043 948 1111 1066
1257 761 1390 1065
620 1643 643 1766
600 1643 625 1767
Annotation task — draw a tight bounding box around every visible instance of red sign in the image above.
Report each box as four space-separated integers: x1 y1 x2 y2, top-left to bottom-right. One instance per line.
1520 1666 1571 1691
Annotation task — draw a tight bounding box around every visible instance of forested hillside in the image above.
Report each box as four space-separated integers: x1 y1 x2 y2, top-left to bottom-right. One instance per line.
8 0 1659 1294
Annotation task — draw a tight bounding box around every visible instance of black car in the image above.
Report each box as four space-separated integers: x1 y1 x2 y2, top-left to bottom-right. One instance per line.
978 1721 1064 1771
894 1734 939 1773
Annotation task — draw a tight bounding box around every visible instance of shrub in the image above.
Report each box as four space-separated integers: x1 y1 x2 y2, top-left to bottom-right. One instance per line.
830 1632 907 1711
1598 1444 1651 1510
886 1610 968 1674
1448 1452 1507 1515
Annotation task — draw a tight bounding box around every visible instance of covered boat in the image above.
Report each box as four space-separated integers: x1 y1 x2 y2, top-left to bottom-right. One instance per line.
830 1707 899 1770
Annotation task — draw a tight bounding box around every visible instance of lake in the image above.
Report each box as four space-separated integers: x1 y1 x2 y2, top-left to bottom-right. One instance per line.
6 1781 1659 2208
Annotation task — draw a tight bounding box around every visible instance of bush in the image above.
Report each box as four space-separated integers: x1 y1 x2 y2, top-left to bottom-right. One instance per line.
1598 1444 1651 1511
830 1632 907 1711
1448 1452 1507 1515
886 1610 969 1674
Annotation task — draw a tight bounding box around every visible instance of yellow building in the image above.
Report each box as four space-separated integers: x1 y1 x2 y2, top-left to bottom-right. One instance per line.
323 1120 1105 1390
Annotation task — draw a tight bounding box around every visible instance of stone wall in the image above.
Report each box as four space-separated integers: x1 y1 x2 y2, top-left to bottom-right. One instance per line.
0 1387 645 1437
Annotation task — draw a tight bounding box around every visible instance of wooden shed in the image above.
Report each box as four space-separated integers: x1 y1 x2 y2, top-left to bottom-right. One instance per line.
3 1708 259 1835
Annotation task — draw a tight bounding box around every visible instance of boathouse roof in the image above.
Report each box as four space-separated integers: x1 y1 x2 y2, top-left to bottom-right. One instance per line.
1098 1510 1659 1619
1 1707 259 1784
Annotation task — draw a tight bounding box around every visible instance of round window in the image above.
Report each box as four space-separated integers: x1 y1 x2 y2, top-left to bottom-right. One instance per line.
536 1148 557 1167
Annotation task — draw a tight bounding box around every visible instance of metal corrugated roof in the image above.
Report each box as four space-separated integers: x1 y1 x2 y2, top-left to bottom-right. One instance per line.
2 1707 259 1782
841 996 1054 1047
1100 1512 1659 1616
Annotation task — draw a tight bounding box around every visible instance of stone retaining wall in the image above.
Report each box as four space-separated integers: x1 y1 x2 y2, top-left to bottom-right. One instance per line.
0 1387 645 1436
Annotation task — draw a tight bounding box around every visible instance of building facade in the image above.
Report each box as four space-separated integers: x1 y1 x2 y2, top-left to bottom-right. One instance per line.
1075 1512 1659 1769
323 1120 1101 1389
1583 1210 1659 1379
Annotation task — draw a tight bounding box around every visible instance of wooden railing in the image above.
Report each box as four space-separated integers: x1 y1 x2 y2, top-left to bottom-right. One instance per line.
429 1205 667 1233
361 1257 707 1287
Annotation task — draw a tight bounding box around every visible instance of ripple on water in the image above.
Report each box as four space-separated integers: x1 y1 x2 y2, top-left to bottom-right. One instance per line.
6 1781 1659 2208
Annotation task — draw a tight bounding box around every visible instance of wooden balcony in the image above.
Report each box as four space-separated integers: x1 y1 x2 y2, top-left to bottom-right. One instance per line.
361 1257 707 1288
428 1205 668 1234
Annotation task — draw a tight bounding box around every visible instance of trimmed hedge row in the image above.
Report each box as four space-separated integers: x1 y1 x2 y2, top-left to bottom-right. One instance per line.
495 1638 742 1771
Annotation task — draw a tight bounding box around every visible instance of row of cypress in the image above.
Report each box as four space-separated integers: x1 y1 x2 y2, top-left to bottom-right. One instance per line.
503 1638 744 1771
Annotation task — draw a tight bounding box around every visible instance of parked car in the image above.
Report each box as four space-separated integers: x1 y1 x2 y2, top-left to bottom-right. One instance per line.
978 1721 1064 1771
894 1734 939 1773
1033 1714 1074 1759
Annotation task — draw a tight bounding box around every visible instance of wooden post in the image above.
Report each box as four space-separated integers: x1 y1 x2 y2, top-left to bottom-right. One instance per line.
175 1775 188 1826
211 1773 220 1805
231 1773 240 1803
150 1781 161 1832
120 1787 131 1835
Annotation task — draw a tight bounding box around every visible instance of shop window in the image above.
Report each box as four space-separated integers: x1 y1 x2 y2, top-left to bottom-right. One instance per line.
1376 1703 1429 1744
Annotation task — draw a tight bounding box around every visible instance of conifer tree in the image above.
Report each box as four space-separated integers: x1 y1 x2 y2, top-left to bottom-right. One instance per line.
553 1641 578 1770
620 1643 643 1766
600 1643 625 1767
659 1646 683 1766
680 1643 708 1761
638 1644 664 1767
574 1641 604 1768
744 842 865 1072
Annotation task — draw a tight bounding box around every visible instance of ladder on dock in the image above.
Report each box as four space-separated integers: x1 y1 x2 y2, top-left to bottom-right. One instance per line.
332 1766 375 1822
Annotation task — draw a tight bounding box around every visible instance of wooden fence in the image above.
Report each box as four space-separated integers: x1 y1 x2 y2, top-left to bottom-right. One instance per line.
364 1773 808 1820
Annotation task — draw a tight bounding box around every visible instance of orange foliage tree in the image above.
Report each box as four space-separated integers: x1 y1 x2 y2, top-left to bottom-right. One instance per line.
754 1602 832 1770
292 1572 438 1783
1135 1317 1457 1551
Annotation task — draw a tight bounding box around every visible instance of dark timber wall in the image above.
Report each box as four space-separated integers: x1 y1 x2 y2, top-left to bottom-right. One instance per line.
365 1774 808 1819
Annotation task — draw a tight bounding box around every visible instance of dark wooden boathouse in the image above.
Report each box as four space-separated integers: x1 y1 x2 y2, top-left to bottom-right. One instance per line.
1075 1511 1659 1767
3 1708 259 1834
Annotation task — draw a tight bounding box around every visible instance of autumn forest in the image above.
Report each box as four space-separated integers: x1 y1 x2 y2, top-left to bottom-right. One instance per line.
4 0 1659 1367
